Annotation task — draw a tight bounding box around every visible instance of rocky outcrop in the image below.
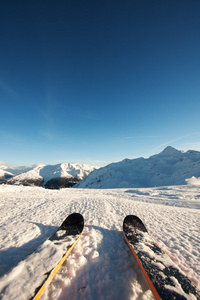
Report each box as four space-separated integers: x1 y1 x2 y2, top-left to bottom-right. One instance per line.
44 177 79 189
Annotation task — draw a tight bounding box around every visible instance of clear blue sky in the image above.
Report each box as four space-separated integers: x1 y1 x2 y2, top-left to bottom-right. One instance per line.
0 0 200 166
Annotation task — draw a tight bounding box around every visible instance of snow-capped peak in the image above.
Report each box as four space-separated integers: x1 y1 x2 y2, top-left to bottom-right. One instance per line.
0 162 97 188
162 146 180 154
150 146 181 158
75 147 200 189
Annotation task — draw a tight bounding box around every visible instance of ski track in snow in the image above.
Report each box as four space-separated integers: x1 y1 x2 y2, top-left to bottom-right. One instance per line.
0 185 200 299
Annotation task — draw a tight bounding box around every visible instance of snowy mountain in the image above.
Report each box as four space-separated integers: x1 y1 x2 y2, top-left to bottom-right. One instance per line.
0 163 96 188
75 146 200 188
1 146 200 189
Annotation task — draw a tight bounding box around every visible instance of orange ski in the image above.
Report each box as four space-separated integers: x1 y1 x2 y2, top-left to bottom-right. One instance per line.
123 215 200 300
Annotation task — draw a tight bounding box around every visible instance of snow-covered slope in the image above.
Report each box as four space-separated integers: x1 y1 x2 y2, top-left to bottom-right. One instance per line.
0 184 199 299
75 146 200 189
0 163 96 188
0 169 13 180
1 146 200 189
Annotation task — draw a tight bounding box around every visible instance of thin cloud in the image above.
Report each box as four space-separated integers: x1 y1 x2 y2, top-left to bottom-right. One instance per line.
0 130 23 143
157 135 193 150
178 142 200 152
0 79 17 98
154 134 200 153
124 136 162 139
76 160 108 167
40 130 55 140
40 90 57 140
82 111 100 121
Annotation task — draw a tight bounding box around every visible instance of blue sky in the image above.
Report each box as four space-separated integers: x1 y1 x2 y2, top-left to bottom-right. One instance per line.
0 0 200 166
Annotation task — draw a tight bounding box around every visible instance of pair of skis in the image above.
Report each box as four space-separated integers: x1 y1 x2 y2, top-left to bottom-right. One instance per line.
13 213 200 299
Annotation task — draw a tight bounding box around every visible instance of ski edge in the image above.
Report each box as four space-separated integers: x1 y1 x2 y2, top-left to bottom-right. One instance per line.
33 224 84 300
123 227 161 300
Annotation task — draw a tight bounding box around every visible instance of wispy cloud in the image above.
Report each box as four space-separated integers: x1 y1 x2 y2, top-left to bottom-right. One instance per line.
124 136 162 139
178 142 200 152
40 111 56 140
85 160 109 167
40 87 57 140
155 134 200 152
41 130 55 140
0 130 23 144
82 111 100 121
0 79 17 98
157 137 186 149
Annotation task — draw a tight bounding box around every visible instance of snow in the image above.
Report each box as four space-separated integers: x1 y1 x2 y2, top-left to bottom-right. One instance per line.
1 165 35 176
186 176 200 186
0 163 96 186
75 147 200 189
0 184 199 299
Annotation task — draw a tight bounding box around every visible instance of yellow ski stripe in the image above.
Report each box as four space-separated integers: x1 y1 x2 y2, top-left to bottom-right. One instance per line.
33 229 84 300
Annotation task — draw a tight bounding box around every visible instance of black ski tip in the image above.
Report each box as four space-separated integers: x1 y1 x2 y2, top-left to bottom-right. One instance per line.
123 215 147 233
60 213 84 230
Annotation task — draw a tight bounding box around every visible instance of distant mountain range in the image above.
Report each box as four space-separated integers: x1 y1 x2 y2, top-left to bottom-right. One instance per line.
1 147 200 189
75 146 200 188
0 163 96 189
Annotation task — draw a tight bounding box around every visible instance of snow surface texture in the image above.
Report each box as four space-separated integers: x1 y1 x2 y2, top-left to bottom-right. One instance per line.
0 184 200 299
75 147 200 189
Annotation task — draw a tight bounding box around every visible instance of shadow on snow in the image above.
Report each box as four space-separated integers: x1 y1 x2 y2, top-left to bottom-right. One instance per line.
0 222 57 277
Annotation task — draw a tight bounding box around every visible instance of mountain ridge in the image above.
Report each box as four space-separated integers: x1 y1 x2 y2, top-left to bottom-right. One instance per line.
74 147 200 189
0 162 96 189
1 147 200 189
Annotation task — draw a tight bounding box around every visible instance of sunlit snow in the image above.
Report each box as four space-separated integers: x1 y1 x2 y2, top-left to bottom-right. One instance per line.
0 184 199 299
